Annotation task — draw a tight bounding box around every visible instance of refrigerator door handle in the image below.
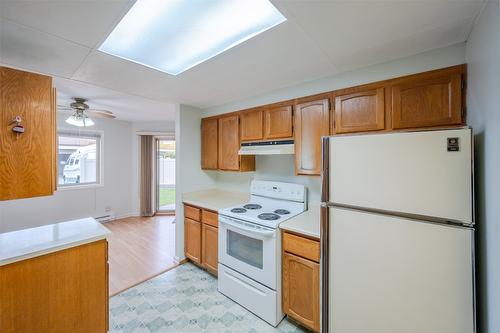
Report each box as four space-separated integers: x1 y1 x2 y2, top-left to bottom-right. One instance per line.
320 136 330 333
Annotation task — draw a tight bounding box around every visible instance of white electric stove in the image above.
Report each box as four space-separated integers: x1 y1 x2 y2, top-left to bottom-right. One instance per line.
218 180 307 327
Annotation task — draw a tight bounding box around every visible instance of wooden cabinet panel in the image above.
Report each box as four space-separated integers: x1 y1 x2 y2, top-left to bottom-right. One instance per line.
392 73 463 129
218 115 240 171
184 205 201 221
0 66 55 200
283 232 320 262
241 109 263 141
283 252 320 332
201 223 218 275
201 209 218 228
334 87 385 133
264 105 293 139
0 240 108 333
294 98 330 175
184 218 201 264
218 115 255 172
201 118 218 170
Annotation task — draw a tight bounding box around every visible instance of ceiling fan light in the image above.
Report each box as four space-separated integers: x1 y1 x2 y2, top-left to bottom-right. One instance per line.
65 112 95 127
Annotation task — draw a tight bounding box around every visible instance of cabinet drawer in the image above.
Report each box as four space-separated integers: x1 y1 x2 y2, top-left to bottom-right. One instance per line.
184 205 200 221
283 232 320 263
202 209 218 228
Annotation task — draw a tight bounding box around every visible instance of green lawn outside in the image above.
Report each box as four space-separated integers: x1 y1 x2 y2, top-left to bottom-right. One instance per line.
159 187 176 207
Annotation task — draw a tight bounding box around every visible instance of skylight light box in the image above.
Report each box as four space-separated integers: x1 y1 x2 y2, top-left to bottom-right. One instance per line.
99 0 286 75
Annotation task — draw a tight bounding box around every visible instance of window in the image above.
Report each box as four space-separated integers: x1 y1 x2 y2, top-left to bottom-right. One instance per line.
58 132 101 186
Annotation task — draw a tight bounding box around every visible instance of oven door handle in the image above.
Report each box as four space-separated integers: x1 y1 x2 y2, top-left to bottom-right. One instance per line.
219 219 275 238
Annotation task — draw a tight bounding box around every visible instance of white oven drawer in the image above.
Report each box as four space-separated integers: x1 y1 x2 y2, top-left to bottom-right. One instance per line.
218 264 283 327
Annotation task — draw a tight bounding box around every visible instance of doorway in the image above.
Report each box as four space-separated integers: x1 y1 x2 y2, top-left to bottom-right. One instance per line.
155 138 176 214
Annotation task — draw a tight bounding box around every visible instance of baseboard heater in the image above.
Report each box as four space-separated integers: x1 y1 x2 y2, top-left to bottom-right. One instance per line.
94 213 116 223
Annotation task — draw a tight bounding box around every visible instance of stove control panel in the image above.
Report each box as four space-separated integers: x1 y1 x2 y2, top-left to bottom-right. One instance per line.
251 180 306 202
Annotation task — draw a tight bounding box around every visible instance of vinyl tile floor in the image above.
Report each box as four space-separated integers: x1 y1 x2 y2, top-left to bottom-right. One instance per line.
109 263 308 333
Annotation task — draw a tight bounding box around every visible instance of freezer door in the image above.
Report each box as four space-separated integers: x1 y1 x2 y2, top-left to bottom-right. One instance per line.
328 207 474 333
329 128 473 224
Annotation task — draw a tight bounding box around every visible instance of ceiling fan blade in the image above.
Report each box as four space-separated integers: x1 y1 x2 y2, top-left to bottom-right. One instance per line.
88 109 116 119
57 105 73 111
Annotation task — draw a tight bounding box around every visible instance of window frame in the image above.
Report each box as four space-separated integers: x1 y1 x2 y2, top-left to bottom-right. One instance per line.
57 130 104 190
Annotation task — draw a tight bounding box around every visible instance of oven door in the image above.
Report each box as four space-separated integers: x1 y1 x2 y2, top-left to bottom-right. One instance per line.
219 215 278 290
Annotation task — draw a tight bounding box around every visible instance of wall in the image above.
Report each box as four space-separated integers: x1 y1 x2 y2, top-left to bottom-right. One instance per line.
201 43 467 204
174 104 216 261
0 114 134 233
465 2 500 333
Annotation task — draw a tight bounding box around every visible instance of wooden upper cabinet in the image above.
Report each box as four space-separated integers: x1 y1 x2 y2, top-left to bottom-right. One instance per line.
264 105 293 139
0 66 56 201
240 109 263 141
201 118 218 170
294 98 330 176
334 87 385 133
218 115 241 171
391 70 464 129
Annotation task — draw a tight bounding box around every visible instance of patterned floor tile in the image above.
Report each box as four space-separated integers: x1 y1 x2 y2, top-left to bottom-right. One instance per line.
109 263 309 333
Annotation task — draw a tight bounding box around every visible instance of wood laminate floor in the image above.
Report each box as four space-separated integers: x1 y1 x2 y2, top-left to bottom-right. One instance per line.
105 216 177 296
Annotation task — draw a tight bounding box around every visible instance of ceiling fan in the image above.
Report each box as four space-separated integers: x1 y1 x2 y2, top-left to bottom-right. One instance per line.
58 97 116 127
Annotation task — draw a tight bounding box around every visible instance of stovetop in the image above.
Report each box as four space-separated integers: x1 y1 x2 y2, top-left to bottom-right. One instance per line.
219 197 306 228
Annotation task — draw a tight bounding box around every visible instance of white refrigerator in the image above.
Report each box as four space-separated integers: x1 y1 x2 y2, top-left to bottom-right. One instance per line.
320 128 475 333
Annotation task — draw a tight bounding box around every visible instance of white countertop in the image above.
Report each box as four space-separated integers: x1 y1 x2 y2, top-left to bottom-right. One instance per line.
279 204 321 239
182 188 250 212
0 217 111 266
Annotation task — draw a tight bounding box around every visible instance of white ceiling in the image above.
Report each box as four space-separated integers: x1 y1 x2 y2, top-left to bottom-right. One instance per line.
0 0 484 121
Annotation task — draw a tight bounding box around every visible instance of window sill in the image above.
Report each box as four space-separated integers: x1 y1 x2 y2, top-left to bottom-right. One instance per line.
56 184 104 191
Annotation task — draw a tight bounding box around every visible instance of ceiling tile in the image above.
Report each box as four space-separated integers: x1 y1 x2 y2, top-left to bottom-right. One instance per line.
0 0 133 48
278 0 483 70
0 19 90 77
54 77 176 122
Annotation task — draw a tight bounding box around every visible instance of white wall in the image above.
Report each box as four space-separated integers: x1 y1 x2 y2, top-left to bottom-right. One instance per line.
465 2 500 333
174 104 217 261
0 114 134 233
200 43 467 204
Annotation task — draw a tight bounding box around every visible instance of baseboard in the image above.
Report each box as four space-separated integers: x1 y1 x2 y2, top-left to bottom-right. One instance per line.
174 256 187 264
115 212 140 220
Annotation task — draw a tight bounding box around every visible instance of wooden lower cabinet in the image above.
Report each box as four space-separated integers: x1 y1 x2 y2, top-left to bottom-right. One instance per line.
282 232 320 332
202 223 218 274
0 240 109 333
184 217 202 264
184 204 219 275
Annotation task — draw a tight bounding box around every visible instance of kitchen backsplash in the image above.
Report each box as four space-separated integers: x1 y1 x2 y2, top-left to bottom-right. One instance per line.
208 155 322 203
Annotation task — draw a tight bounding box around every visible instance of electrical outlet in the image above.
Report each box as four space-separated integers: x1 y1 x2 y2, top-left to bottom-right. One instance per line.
105 206 112 212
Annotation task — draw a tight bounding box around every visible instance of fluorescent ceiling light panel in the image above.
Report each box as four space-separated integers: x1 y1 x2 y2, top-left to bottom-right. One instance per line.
99 0 286 75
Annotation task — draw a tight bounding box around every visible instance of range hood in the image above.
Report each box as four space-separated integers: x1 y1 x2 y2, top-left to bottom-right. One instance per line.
238 140 294 155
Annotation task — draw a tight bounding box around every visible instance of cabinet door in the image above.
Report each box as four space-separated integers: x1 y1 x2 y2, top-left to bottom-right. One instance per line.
240 109 263 141
184 218 201 264
201 223 218 275
283 253 320 332
218 115 240 171
294 99 330 175
334 87 385 133
201 118 218 170
264 105 293 139
0 240 108 333
0 67 55 200
392 73 463 129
